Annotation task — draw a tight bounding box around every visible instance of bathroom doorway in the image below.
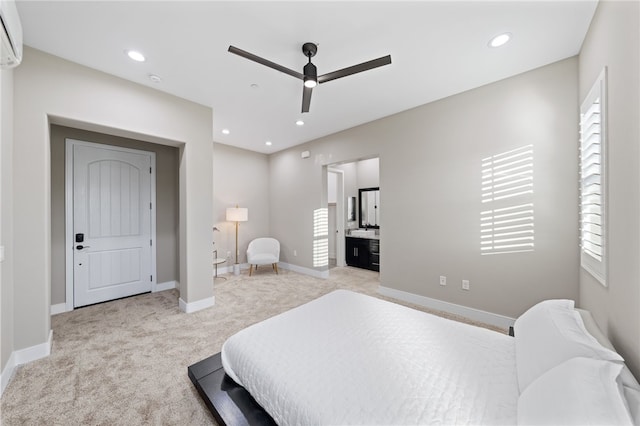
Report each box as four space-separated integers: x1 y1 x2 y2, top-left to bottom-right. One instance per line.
326 157 380 270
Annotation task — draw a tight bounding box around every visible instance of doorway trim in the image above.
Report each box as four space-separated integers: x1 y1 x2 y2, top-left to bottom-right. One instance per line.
328 168 346 267
64 139 157 311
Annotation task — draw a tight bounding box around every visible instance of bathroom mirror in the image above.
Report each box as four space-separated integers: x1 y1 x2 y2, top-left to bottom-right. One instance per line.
359 187 380 229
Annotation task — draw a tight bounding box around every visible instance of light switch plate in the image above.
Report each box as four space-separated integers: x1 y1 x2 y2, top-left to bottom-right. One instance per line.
0 246 4 262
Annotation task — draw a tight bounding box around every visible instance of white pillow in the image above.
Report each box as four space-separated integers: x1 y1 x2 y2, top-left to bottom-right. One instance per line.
576 308 617 351
517 357 633 425
576 308 640 425
514 299 623 392
624 386 640 426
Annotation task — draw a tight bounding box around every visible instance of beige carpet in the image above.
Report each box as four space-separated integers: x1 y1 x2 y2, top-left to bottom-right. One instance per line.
1 267 504 425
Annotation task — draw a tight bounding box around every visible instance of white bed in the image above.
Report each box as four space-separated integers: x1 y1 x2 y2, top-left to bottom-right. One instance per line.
221 290 519 425
221 290 640 426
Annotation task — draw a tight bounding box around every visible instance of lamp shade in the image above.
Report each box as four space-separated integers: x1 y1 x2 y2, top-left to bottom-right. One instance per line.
226 207 248 222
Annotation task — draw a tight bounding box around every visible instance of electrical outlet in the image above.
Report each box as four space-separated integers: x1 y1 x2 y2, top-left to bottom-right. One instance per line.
462 280 470 291
439 276 446 286
293 249 297 257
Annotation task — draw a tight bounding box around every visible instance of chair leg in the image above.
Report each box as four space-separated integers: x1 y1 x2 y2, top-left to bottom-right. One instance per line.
249 265 253 276
274 263 279 274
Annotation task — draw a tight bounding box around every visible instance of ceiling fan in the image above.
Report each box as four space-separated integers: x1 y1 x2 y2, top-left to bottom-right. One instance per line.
228 42 392 113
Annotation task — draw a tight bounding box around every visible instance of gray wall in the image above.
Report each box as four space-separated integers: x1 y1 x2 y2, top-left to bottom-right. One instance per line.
270 57 580 319
578 0 640 377
50 125 180 305
10 47 213 355
356 158 380 189
1 68 15 375
213 143 270 266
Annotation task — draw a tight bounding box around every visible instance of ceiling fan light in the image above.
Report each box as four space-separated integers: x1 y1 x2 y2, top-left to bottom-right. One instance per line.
303 62 317 88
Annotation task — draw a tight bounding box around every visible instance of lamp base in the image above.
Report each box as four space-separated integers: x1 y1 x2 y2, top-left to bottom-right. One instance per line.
233 264 240 276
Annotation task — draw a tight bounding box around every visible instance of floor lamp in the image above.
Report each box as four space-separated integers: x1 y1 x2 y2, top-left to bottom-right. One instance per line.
226 206 248 275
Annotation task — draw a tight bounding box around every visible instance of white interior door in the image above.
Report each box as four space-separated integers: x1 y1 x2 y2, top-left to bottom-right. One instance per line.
71 141 154 307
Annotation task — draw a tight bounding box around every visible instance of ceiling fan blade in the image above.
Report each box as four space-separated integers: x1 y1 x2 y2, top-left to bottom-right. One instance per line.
302 85 313 113
318 55 392 84
228 46 304 80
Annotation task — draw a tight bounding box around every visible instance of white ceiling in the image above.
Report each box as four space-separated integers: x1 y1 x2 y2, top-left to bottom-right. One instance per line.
16 1 597 154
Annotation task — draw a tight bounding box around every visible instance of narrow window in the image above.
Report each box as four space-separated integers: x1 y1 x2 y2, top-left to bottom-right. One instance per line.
579 68 607 286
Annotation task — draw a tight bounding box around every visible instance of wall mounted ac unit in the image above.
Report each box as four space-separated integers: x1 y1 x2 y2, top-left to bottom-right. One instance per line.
0 0 22 69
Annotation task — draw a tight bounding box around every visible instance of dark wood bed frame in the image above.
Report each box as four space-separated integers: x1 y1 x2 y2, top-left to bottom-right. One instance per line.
188 352 276 426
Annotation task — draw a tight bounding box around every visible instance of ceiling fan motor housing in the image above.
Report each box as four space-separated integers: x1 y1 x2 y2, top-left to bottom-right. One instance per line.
304 62 317 78
302 42 318 58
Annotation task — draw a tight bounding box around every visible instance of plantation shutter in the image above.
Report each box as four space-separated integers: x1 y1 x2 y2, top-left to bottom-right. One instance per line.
579 68 607 285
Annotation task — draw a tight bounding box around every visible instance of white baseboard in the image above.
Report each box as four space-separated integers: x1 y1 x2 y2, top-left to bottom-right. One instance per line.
50 303 68 316
179 296 215 313
53 282 179 314
279 262 329 279
153 280 177 292
1 351 16 396
216 262 328 280
1 330 54 396
216 263 247 276
15 330 53 365
216 265 230 275
378 286 515 329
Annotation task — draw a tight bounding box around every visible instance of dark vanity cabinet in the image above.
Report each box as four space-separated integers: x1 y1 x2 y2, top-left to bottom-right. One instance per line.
346 237 379 272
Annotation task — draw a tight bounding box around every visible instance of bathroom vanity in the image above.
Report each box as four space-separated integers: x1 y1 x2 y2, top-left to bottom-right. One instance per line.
346 230 379 272
345 187 380 271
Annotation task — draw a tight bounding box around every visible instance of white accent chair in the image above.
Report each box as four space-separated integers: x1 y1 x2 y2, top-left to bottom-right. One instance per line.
246 237 280 276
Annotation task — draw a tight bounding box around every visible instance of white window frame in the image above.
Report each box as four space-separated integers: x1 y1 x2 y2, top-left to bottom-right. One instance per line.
579 68 607 286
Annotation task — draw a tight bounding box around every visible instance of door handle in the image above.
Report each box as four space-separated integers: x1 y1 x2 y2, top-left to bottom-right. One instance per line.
76 245 91 250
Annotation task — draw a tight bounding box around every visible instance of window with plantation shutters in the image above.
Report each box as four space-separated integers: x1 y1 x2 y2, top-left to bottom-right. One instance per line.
580 68 607 286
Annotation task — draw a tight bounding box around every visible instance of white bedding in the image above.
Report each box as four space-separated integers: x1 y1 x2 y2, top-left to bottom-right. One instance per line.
221 290 518 425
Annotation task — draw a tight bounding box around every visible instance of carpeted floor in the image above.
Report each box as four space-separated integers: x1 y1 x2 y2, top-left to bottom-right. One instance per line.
0 266 503 425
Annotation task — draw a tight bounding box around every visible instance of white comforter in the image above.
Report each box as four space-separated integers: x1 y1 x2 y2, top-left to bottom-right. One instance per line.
221 290 518 425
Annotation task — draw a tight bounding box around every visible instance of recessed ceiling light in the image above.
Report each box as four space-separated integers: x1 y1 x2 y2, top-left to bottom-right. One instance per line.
148 74 162 83
488 33 512 48
296 120 305 126
126 50 146 62
222 129 230 135
250 83 259 89
265 141 272 146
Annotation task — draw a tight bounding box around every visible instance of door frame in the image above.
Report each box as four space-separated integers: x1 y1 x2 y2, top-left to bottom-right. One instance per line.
64 139 157 311
328 168 346 267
